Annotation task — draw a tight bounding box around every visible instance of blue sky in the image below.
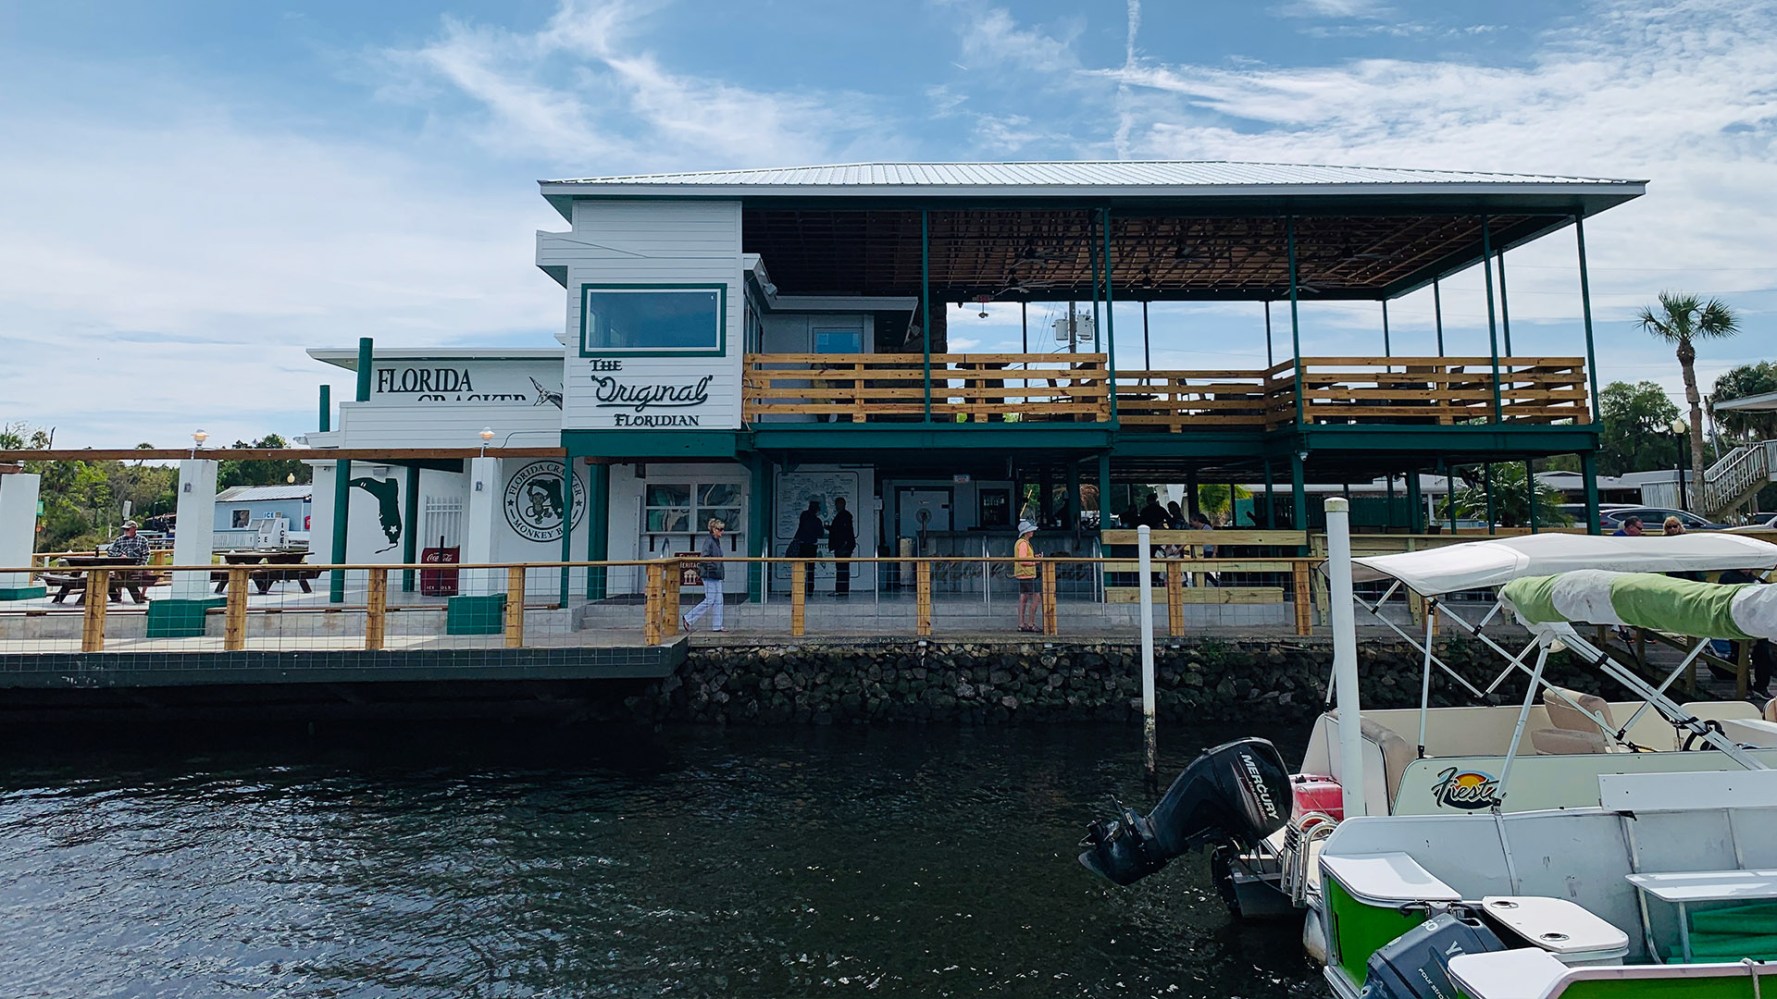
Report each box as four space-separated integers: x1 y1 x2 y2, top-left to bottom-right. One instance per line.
3 0 1774 446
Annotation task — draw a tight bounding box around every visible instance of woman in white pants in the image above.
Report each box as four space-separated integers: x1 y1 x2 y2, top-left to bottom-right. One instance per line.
683 519 726 632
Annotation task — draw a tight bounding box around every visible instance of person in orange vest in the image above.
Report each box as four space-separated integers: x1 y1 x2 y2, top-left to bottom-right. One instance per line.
1015 520 1041 633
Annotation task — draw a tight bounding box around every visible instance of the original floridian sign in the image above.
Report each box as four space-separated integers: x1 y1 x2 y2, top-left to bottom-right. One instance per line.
563 358 737 429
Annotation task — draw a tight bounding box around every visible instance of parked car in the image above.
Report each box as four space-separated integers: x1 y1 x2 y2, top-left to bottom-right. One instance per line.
1597 507 1729 532
1728 512 1777 533
1555 502 1637 524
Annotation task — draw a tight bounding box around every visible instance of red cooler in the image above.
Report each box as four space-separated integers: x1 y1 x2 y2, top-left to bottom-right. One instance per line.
1290 773 1344 823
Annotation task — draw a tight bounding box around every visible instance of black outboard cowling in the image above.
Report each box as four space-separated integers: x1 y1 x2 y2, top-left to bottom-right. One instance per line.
1079 737 1290 886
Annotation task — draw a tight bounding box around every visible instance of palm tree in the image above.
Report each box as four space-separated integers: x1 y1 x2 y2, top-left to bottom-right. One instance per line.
1636 292 1740 509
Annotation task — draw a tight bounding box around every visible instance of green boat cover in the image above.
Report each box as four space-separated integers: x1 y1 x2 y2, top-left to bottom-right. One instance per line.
1500 570 1771 640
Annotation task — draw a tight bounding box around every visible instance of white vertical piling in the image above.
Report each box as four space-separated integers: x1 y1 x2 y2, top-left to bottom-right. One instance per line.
1325 497 1367 818
1138 524 1157 782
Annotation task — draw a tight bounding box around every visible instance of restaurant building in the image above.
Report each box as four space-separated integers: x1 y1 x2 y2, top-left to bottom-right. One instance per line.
304 161 1642 604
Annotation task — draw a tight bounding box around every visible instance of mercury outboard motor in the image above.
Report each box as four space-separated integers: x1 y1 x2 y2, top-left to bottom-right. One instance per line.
1079 737 1290 886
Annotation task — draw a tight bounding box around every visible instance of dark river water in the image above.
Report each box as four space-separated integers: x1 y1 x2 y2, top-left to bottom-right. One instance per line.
0 721 1319 998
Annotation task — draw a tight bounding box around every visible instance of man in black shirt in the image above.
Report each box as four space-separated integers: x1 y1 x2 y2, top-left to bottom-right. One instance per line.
791 499 824 595
828 497 856 596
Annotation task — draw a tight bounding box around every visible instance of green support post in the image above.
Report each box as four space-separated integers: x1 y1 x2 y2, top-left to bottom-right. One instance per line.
748 455 768 602
318 384 331 433
1381 299 1391 357
1101 206 1118 422
1480 215 1503 422
1287 217 1304 426
1185 470 1199 519
558 450 574 605
1290 451 1307 536
1433 280 1445 355
1497 250 1513 356
402 465 419 592
329 457 351 603
1097 452 1112 587
1581 452 1602 535
584 462 609 600
1406 468 1423 533
1575 215 1601 425
1446 463 1460 535
355 337 373 403
1386 473 1397 530
921 208 932 424
1264 301 1274 367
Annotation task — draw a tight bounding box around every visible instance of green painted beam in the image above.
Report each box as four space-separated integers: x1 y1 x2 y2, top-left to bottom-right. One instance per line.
1581 451 1602 535
355 337 373 402
584 462 610 600
921 207 932 423
559 448 574 606
318 384 331 433
329 458 351 603
560 430 739 459
1575 214 1602 428
401 465 419 592
1480 215 1503 422
748 454 769 601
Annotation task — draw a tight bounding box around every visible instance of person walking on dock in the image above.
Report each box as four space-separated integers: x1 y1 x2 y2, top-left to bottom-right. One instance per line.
828 497 856 596
791 499 823 595
1015 520 1041 633
683 519 727 633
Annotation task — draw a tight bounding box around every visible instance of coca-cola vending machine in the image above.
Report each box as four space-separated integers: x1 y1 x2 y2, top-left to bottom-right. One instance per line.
419 536 461 596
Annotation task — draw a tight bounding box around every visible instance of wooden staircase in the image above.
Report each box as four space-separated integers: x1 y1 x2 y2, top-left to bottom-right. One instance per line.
1695 440 1777 519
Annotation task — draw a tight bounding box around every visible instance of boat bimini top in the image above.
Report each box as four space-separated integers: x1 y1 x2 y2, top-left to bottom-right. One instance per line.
1332 533 1777 786
1350 532 1777 597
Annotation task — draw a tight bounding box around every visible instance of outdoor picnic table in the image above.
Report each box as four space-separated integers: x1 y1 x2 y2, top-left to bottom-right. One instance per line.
211 551 320 595
41 555 157 604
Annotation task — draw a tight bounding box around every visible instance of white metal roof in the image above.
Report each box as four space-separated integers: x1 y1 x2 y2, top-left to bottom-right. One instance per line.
216 485 313 503
542 160 1645 195
1350 533 1777 596
1714 390 1777 413
308 348 565 372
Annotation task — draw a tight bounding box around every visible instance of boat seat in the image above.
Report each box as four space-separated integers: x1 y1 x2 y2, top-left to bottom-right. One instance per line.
1545 686 1615 732
1531 727 1611 755
1764 697 1777 723
1360 717 1415 809
1531 687 1619 755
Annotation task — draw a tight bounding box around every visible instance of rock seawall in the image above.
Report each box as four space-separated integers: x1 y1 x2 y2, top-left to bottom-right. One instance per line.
622 638 1597 726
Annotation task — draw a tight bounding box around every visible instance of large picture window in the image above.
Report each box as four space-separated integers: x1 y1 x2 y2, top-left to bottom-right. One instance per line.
580 284 725 356
644 480 745 536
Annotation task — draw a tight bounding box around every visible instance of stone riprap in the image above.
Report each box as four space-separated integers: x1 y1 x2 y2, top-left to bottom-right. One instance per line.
622 637 1600 726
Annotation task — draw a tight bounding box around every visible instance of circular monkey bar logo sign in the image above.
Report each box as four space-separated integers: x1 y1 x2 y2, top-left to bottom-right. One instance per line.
503 462 586 543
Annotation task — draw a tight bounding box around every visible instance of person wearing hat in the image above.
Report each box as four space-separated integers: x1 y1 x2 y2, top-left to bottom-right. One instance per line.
109 521 150 565
1014 520 1041 633
682 518 727 633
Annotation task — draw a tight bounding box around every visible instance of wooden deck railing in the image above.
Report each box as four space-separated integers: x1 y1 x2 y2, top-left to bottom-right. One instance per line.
743 352 1109 423
1283 356 1590 426
746 353 1587 429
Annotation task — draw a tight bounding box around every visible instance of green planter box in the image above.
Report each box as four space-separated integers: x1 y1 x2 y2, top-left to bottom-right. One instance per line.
147 597 224 638
446 593 507 636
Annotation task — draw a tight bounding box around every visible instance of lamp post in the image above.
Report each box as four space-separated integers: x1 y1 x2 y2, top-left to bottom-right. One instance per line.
479 427 495 458
1671 417 1689 511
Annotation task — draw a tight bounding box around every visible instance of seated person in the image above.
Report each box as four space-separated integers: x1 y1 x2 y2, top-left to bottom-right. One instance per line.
1611 516 1644 537
108 521 150 565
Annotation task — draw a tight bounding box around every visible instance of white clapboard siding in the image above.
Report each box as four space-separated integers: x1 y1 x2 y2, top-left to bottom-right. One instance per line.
336 401 562 449
542 200 745 431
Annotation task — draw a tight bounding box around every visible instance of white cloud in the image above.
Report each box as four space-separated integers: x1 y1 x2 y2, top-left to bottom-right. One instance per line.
1275 0 1389 18
378 0 897 171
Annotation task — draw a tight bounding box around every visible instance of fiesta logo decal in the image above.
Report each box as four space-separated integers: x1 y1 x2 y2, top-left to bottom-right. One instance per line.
1431 767 1499 810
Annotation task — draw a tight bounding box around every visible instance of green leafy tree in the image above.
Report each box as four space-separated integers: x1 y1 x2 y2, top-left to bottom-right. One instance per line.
218 434 312 488
1443 463 1572 528
1595 380 1682 476
1711 361 1777 442
1636 292 1740 502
